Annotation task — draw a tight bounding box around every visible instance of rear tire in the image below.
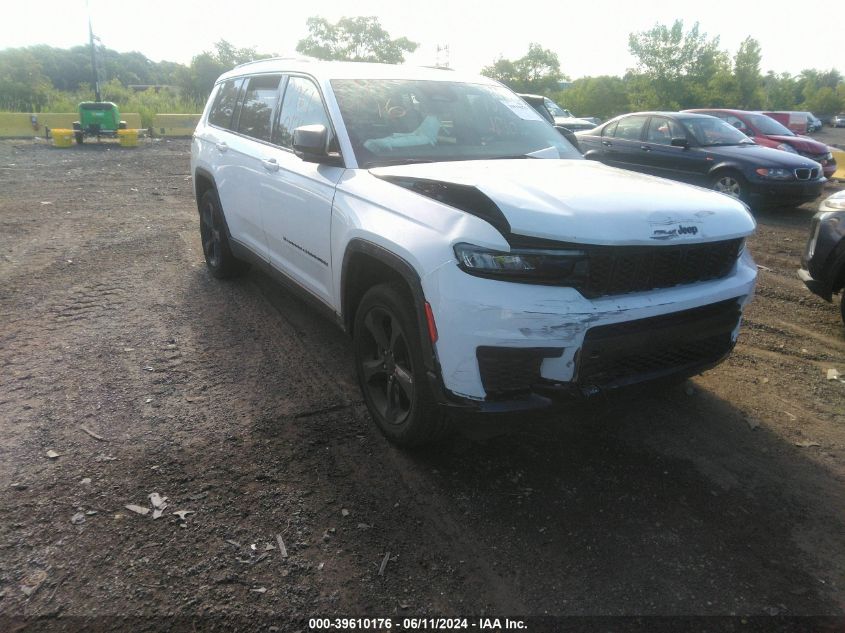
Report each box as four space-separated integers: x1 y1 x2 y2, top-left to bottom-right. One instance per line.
198 189 249 279
353 283 450 447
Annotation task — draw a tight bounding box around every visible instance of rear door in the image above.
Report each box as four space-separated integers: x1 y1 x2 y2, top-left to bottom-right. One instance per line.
219 74 283 260
258 75 346 306
204 77 270 254
602 115 649 170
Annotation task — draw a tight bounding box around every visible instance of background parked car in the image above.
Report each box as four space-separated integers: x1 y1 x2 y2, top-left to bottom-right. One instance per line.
518 93 582 150
576 111 825 207
833 114 845 128
686 108 836 179
517 93 597 132
806 112 823 132
799 189 845 324
761 111 808 135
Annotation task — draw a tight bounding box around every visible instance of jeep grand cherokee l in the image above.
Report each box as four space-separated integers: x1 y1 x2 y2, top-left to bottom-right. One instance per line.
191 60 757 446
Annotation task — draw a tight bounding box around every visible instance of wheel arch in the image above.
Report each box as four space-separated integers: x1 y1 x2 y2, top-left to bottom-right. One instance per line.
341 240 438 376
193 167 216 208
707 162 746 180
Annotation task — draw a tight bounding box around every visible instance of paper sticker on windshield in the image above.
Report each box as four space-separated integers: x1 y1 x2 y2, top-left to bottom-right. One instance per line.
500 99 544 121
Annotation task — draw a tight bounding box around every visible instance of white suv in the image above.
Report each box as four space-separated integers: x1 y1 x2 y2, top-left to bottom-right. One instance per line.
191 59 757 446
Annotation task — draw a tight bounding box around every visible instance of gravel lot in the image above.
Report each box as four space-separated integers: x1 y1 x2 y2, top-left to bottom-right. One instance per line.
0 136 843 630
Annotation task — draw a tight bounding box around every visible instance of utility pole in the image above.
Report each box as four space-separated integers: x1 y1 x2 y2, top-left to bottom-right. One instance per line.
87 1 101 101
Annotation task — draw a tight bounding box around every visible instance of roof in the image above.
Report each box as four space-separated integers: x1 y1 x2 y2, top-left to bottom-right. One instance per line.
216 59 498 86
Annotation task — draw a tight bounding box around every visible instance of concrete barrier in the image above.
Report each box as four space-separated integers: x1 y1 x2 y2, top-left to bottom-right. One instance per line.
152 113 201 137
831 148 845 181
0 112 142 137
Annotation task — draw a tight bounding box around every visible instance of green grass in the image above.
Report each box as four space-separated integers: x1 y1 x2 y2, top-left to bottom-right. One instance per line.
2 79 203 128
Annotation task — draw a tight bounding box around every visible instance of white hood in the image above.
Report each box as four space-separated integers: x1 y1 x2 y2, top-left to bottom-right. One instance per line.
370 159 756 246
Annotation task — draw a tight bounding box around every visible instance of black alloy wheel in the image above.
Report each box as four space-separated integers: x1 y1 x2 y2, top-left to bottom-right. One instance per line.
353 283 449 447
198 189 248 279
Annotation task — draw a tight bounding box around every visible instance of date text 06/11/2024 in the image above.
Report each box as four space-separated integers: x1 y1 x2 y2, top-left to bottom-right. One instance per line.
308 617 528 630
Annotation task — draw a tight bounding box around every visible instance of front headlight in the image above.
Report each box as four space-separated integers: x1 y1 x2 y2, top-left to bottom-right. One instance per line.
776 143 799 153
454 242 589 283
755 167 794 180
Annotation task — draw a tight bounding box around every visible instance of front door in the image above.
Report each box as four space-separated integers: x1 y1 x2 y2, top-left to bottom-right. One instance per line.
259 75 346 306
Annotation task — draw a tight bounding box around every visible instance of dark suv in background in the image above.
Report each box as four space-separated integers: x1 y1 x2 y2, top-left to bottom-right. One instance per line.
576 111 825 207
799 190 845 324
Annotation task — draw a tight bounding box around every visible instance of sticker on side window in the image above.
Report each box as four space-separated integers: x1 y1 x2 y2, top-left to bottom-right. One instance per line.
499 99 544 121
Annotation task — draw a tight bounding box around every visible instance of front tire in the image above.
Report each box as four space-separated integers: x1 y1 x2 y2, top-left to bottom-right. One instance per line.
711 171 747 202
353 283 449 447
198 189 249 279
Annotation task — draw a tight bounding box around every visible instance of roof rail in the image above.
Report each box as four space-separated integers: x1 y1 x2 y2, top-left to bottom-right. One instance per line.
233 56 314 70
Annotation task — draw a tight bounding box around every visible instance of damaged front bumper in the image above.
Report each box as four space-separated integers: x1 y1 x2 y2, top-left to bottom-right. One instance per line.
424 249 757 412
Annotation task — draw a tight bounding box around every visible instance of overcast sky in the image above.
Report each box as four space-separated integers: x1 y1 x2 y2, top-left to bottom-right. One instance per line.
2 0 840 79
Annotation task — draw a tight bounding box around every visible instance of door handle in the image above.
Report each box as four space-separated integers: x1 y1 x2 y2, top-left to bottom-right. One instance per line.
262 158 279 172
215 141 228 153
640 145 651 151
601 140 611 147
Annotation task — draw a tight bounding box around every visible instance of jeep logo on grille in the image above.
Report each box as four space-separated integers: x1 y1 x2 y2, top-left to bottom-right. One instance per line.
648 214 703 240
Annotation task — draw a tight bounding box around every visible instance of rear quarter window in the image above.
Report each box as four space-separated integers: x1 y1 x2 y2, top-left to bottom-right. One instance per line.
208 79 243 130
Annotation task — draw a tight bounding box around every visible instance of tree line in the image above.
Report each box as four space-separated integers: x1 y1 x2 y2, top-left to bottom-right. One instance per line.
1 17 842 122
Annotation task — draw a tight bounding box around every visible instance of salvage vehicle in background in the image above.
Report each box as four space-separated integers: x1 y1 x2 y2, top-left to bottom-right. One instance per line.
761 111 808 135
192 60 757 446
517 93 597 131
806 112 823 133
833 114 845 128
685 108 836 179
576 111 825 207
518 93 582 150
799 190 845 324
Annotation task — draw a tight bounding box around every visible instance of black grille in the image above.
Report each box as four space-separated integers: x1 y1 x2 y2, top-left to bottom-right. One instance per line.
795 167 819 180
577 298 742 388
477 346 563 398
581 239 742 298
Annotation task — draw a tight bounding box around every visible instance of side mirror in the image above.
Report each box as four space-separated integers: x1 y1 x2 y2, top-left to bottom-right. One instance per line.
292 124 343 166
670 137 689 148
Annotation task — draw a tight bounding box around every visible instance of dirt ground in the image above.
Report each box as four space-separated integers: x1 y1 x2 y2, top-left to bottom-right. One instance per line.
0 135 843 630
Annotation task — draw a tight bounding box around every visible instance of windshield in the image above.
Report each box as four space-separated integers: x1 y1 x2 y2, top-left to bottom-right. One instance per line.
680 117 754 147
747 113 794 136
330 79 581 167
543 98 572 118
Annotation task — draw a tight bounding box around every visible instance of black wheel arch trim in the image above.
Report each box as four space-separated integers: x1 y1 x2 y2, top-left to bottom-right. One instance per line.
341 239 464 408
193 167 216 204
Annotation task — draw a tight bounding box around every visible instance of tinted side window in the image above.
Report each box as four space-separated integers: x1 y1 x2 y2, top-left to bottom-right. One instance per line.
645 117 685 145
236 74 282 142
273 77 332 149
208 79 242 130
614 115 649 140
602 121 618 137
724 114 749 133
